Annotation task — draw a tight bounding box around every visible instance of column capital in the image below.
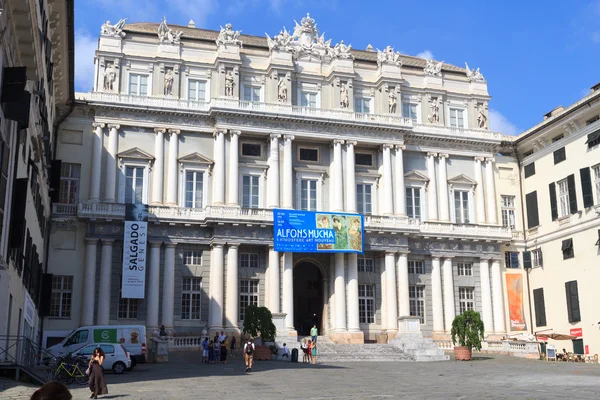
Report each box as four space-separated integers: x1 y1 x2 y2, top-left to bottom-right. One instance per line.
431 255 441 262
149 240 163 247
154 127 167 134
227 242 241 248
107 124 120 130
213 129 226 138
229 130 241 137
269 133 281 140
427 152 438 158
211 242 226 248
437 153 449 159
485 157 496 163
333 139 345 146
100 238 115 244
169 129 181 136
283 134 295 142
85 237 99 244
385 250 398 256
92 122 106 129
395 144 406 151
474 156 486 162
164 242 177 248
397 251 410 257
381 143 394 150
441 255 455 260
346 140 358 147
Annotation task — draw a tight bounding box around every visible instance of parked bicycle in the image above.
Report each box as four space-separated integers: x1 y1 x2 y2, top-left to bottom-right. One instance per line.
50 354 89 385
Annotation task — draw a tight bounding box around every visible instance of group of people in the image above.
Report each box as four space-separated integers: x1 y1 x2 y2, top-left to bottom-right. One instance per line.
300 324 319 364
201 331 236 364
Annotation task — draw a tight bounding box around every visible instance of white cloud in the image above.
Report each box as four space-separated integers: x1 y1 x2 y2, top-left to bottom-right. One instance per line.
170 0 216 27
489 108 520 136
415 50 434 60
74 31 97 92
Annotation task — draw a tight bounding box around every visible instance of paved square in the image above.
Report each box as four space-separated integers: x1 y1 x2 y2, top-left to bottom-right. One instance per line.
2 354 600 399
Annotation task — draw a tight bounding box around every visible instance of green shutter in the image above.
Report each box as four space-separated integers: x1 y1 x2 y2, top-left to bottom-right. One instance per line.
525 191 539 228
533 288 546 327
565 281 581 323
567 174 578 214
549 183 558 221
523 251 532 269
580 167 594 208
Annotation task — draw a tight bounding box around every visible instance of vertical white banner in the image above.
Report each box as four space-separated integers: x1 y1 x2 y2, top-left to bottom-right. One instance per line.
122 204 148 299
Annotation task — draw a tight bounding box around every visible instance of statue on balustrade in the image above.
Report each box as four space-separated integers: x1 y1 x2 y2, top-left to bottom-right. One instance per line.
216 23 243 47
388 89 397 114
477 103 487 129
100 19 126 38
103 63 116 91
428 96 440 123
278 76 287 102
225 71 235 97
340 83 349 108
164 69 174 96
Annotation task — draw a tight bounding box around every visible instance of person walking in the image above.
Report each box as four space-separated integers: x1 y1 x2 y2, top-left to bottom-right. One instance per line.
311 342 318 364
243 338 255 373
311 324 318 344
307 340 313 364
213 340 220 364
230 336 237 357
88 347 108 399
201 337 209 364
208 340 215 364
220 337 228 364
31 381 72 400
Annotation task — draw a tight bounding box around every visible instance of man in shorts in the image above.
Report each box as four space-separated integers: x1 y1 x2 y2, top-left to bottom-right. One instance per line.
311 324 318 344
243 338 255 372
201 337 209 363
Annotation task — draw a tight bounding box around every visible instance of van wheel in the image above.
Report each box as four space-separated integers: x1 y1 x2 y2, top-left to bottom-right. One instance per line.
112 361 126 375
127 358 136 371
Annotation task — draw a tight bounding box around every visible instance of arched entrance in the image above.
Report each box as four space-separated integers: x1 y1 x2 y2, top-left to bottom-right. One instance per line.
293 261 325 336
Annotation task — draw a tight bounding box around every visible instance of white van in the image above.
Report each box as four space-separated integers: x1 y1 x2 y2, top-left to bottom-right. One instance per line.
47 325 146 367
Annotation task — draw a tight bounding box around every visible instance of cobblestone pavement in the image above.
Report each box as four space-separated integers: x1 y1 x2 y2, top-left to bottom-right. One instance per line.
2 353 600 399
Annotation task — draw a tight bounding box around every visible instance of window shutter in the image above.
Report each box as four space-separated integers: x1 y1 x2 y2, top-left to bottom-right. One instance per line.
580 167 594 208
510 252 519 268
533 288 546 327
524 162 536 178
525 191 539 228
549 183 558 221
523 251 532 269
567 174 578 214
538 249 543 266
565 281 581 323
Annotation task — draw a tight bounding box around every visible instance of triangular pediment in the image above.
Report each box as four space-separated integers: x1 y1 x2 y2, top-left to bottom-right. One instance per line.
117 147 154 160
447 174 477 186
404 170 430 182
178 152 214 165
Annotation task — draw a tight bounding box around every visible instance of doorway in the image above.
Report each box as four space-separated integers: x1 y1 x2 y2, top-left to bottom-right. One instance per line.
293 261 324 336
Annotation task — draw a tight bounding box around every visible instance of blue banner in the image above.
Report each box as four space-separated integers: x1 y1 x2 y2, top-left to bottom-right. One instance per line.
274 209 364 253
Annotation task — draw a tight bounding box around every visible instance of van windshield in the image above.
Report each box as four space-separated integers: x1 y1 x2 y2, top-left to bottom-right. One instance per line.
65 329 89 346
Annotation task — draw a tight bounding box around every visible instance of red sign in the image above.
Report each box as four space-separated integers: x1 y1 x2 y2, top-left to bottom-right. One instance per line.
538 336 548 341
585 345 589 355
570 328 583 337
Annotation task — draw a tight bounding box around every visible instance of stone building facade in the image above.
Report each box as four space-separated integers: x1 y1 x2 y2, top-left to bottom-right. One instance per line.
44 15 517 345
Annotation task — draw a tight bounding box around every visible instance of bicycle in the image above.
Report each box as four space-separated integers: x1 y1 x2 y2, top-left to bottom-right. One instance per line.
51 354 89 385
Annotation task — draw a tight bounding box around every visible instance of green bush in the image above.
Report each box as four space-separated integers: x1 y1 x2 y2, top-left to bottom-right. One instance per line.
450 310 485 351
242 305 276 341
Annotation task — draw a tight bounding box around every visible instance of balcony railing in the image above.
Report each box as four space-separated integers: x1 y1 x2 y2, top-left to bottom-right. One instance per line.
84 92 210 112
413 123 501 141
52 203 77 216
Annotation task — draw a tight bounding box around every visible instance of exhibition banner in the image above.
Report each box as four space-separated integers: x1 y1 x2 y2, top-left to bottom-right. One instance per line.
273 209 364 253
506 274 527 331
121 204 148 299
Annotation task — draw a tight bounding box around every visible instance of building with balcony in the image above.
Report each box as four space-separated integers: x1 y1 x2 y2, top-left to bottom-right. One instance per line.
44 14 517 346
0 0 74 345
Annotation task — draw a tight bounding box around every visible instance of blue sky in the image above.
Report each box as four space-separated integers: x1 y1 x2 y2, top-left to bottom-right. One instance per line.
74 0 600 135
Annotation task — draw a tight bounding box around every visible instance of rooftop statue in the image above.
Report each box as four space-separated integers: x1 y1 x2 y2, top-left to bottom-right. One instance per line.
424 59 443 77
158 17 183 44
216 23 243 47
377 46 402 67
100 18 127 38
465 62 485 82
333 40 353 59
266 27 293 51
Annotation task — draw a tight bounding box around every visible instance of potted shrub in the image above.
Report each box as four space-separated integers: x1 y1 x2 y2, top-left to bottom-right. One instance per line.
242 306 277 361
450 310 485 361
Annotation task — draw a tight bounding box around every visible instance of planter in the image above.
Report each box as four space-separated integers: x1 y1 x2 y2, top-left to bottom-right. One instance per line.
253 345 272 361
454 346 472 361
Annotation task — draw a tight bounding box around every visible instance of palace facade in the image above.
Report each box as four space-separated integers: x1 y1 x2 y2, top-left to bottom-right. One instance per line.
45 15 526 346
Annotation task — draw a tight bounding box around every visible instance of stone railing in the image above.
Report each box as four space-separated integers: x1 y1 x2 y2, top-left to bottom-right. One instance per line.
413 123 501 141
78 202 126 219
436 340 539 358
511 231 523 240
52 203 77 216
168 336 204 350
434 340 454 350
84 92 210 112
364 215 421 231
420 222 512 239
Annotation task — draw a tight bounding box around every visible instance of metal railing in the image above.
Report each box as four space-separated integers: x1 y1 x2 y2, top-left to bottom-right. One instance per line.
0 336 55 384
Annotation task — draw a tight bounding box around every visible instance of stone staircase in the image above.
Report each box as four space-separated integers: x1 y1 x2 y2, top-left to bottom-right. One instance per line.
390 333 449 362
315 342 414 363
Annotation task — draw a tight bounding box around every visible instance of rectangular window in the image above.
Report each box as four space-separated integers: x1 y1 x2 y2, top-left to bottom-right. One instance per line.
552 134 564 143
298 147 319 162
243 86 261 102
558 178 570 218
355 152 373 167
300 179 317 211
187 79 207 102
50 276 73 318
124 166 144 204
505 252 520 269
129 73 149 96
59 163 81 204
241 143 262 158
459 287 475 314
532 249 543 268
454 190 470 223
561 238 574 259
586 131 600 148
524 162 536 178
553 147 566 164
240 253 259 268
242 175 260 208
118 298 139 319
300 91 318 108
408 260 424 274
406 187 421 220
184 171 203 208
183 250 202 265
239 280 259 321
594 165 600 204
358 284 375 324
587 115 600 125
525 191 539 229
409 285 425 324
523 150 534 157
356 184 373 215
402 103 418 124
501 195 516 229
565 280 581 323
533 288 547 327
357 258 374 272
354 98 371 113
457 263 473 276
181 277 202 320
449 108 465 128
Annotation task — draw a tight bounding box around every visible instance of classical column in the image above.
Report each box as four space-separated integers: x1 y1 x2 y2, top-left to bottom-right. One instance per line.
212 130 226 205
479 258 494 333
334 253 347 332
382 144 394 215
474 157 486 224
426 152 439 221
491 259 506 333
485 158 498 224
225 244 239 328
394 145 406 216
322 278 329 334
267 134 281 209
162 243 176 329
385 252 398 332
396 252 410 318
431 256 444 332
104 125 119 203
81 238 98 326
346 253 360 332
437 154 450 222
96 239 114 325
227 131 240 206
267 247 280 313
329 262 335 332
332 139 345 212
209 243 224 330
151 128 165 205
89 123 105 202
282 252 294 332
146 241 162 329
380 255 387 330
345 141 357 212
442 257 455 332
282 135 295 209
166 130 180 206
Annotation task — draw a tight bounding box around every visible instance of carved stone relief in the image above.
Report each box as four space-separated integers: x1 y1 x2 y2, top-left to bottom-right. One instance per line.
164 68 174 96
